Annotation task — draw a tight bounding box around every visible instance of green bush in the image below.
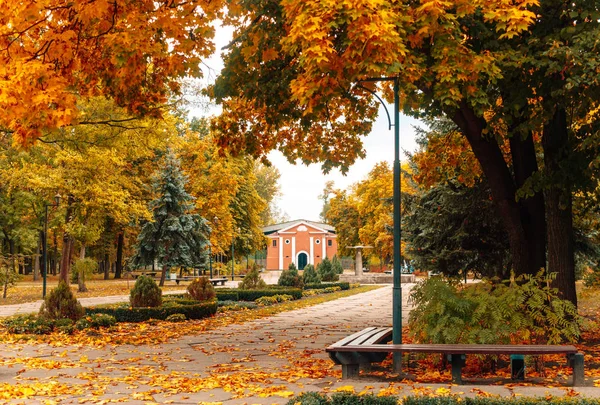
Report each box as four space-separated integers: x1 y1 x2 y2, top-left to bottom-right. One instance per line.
304 282 350 290
408 270 582 345
54 318 75 334
75 313 116 330
255 294 293 306
583 266 600 287
278 263 304 288
165 313 187 322
86 300 217 322
217 300 258 311
238 264 267 290
332 255 344 274
187 277 216 301
216 287 302 301
302 264 320 284
39 281 85 321
3 314 55 335
130 275 162 308
317 257 339 282
403 397 600 405
286 392 398 405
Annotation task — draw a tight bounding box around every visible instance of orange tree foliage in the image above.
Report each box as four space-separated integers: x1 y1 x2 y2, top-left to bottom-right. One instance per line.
212 0 600 306
0 0 222 145
326 162 414 261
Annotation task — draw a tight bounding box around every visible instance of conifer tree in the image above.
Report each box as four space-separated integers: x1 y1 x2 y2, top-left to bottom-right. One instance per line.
130 151 210 286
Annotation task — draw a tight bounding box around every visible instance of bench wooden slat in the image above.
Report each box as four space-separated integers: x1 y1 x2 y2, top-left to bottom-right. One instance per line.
362 327 393 345
332 343 578 355
328 327 378 349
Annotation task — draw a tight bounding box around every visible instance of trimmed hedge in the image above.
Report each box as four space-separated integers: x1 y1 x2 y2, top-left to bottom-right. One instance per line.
304 282 350 291
403 398 600 405
287 392 398 405
216 288 302 301
86 300 217 322
288 394 600 405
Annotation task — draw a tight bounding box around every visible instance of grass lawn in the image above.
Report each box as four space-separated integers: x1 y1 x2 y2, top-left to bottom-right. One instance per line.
0 274 188 305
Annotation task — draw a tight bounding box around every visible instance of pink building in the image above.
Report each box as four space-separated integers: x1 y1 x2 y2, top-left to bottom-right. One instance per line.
263 220 338 270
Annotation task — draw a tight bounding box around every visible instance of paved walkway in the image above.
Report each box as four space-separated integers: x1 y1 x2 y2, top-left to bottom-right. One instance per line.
0 284 599 403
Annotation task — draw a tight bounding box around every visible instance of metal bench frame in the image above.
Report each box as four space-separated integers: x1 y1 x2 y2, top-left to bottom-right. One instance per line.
326 327 585 386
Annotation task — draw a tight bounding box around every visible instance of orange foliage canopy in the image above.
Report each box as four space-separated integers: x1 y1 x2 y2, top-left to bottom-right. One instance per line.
0 0 222 145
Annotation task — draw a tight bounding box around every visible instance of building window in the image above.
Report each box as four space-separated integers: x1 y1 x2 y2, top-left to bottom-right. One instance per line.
328 240 332 247
272 240 277 247
315 239 320 244
285 239 290 244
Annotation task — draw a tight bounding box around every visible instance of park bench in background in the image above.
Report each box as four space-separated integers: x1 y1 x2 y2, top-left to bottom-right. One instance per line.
209 277 228 286
326 327 585 386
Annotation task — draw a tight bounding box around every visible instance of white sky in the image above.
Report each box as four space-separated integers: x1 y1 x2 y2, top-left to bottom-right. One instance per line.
194 24 422 222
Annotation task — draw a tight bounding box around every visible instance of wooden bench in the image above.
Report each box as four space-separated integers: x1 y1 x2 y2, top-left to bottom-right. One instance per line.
173 276 195 285
209 277 228 286
326 327 585 386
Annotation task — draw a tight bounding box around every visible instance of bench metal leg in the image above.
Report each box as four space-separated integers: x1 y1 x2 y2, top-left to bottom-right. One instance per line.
448 354 465 385
342 364 360 379
570 353 584 386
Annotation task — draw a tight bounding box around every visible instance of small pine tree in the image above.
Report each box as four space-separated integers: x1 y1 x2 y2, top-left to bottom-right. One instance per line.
187 277 216 301
317 257 338 281
331 255 344 274
278 262 303 288
238 263 267 290
302 264 320 284
39 281 85 321
130 276 162 308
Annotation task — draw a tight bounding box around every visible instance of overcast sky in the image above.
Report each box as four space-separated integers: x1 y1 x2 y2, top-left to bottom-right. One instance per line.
194 23 423 222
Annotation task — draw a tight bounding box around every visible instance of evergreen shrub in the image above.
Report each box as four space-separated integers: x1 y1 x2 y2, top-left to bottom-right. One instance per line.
332 255 344 274
130 275 162 308
286 392 398 405
75 313 116 330
278 263 304 288
215 287 302 301
187 277 216 301
304 282 350 290
39 281 85 321
165 313 187 322
238 264 267 289
317 257 339 281
302 264 320 284
3 314 55 335
215 289 239 301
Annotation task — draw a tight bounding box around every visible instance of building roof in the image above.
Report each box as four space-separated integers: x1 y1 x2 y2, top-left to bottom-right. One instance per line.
262 219 335 235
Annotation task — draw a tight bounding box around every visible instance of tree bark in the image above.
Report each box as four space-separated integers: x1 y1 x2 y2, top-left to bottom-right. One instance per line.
451 103 533 278
104 253 110 280
160 266 167 287
115 231 124 279
78 245 88 292
510 132 547 274
543 107 577 306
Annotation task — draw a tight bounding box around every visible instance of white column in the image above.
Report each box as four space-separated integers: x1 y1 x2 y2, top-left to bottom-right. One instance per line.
322 237 326 258
309 237 314 265
279 237 283 270
292 237 296 265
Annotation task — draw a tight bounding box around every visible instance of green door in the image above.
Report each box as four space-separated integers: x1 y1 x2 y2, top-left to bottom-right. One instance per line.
298 253 308 270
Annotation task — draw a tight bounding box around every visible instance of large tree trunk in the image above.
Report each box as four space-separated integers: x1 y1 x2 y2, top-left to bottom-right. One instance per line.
115 231 124 279
78 245 88 292
510 131 547 274
104 253 110 280
33 236 41 281
452 103 534 278
543 107 577 306
159 266 167 287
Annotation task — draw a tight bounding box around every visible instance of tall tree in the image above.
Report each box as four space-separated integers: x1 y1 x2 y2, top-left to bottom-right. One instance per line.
130 151 210 286
0 0 222 144
212 0 600 305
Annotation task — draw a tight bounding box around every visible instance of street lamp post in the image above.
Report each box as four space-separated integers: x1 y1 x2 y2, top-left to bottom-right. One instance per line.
358 77 402 372
42 194 61 298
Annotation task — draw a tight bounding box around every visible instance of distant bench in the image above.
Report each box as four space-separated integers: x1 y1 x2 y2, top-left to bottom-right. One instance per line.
326 327 585 386
172 276 228 286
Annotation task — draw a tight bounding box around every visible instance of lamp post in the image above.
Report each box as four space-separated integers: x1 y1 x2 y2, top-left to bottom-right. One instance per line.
209 216 218 279
42 193 61 298
358 77 402 371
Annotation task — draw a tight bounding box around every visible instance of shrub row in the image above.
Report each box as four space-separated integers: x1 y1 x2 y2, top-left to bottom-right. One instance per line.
255 294 294 306
304 282 350 290
215 288 302 302
3 313 116 335
287 393 600 405
302 286 341 297
86 300 217 322
286 392 397 405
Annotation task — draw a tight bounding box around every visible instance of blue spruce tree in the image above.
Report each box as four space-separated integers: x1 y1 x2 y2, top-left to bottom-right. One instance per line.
130 150 210 286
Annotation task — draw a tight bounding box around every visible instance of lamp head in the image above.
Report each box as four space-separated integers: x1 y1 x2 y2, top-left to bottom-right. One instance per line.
54 194 61 205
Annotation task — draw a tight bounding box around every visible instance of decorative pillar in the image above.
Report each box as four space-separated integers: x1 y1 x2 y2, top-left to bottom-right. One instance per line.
355 247 363 276
292 237 296 265
279 236 283 270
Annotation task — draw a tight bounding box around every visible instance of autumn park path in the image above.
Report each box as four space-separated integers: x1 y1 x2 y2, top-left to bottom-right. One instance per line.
1 284 600 404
